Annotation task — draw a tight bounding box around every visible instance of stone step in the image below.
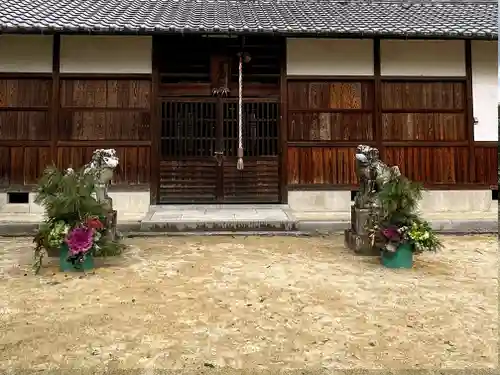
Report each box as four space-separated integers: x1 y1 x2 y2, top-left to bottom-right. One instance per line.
140 220 298 232
141 204 298 232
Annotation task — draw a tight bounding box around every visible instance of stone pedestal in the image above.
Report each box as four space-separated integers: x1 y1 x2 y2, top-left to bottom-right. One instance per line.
344 205 380 256
103 209 118 241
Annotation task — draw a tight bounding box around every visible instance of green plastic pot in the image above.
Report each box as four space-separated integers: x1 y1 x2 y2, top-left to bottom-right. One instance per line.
381 243 413 269
59 242 94 272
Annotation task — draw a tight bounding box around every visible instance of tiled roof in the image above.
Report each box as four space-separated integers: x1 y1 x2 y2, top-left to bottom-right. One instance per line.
0 0 497 39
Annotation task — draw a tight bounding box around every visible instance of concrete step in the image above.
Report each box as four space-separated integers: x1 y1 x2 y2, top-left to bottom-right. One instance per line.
141 204 299 232
140 220 298 232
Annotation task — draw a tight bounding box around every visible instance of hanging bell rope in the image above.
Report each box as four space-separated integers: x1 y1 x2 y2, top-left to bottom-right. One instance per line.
236 52 244 171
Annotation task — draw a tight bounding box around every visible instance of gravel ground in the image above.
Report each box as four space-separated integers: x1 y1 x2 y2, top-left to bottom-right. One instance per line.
0 235 497 370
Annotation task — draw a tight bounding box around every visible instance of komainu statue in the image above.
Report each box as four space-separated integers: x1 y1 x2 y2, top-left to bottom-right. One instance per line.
84 149 120 241
345 145 400 255
353 145 378 209
354 145 401 209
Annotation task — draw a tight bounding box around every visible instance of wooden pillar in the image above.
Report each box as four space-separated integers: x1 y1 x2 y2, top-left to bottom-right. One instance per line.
279 36 288 203
50 34 60 166
150 36 160 204
464 39 476 183
373 38 383 156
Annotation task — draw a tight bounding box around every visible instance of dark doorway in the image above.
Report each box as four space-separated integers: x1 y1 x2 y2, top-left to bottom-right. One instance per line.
155 35 283 204
159 98 280 203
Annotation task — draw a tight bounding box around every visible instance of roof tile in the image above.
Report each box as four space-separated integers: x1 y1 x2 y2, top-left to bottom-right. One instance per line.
0 0 496 38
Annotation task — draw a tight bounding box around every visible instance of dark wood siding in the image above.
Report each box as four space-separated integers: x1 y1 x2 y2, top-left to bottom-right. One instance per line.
287 80 372 188
0 146 51 186
383 146 470 185
381 81 466 141
59 79 151 141
288 81 374 142
56 79 151 186
0 77 151 188
56 146 150 185
0 78 52 186
474 142 498 188
286 78 496 189
287 146 357 186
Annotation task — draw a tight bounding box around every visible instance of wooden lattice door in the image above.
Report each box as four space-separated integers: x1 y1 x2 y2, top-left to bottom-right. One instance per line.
221 100 280 202
159 98 280 203
159 99 219 203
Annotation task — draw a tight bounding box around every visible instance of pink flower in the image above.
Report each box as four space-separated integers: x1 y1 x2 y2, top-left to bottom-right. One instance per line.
66 227 93 255
382 227 399 240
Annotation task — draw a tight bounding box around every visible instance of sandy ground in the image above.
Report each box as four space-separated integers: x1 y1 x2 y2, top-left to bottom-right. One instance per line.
0 235 497 370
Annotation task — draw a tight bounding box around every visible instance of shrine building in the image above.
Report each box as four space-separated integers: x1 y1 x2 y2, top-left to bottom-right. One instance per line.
0 0 497 218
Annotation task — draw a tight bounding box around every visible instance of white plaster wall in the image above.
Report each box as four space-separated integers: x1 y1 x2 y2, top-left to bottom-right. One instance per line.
288 191 351 212
286 38 374 76
287 190 496 213
60 36 152 74
418 190 496 213
0 191 150 221
380 40 466 76
0 35 53 73
471 40 498 141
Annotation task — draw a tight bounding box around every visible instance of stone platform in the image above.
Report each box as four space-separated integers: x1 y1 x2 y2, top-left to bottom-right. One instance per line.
0 206 497 236
141 205 298 232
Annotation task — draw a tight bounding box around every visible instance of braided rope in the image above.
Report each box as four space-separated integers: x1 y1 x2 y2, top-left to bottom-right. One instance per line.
236 54 244 170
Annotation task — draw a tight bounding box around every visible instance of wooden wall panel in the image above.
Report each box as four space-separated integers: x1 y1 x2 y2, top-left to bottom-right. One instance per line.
56 146 150 185
287 147 357 185
285 77 489 190
474 144 498 187
381 81 466 141
0 146 51 186
383 146 470 185
286 80 373 188
287 80 375 143
58 79 151 142
59 110 150 140
288 81 373 110
0 77 153 188
0 147 9 186
60 80 150 108
24 147 52 184
289 112 373 141
0 111 50 140
0 79 51 107
0 78 51 142
381 82 464 110
381 113 465 141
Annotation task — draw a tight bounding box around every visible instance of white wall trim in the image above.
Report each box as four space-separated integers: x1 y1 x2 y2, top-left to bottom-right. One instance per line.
471 40 498 141
286 38 374 76
60 35 152 74
0 35 53 73
380 39 466 77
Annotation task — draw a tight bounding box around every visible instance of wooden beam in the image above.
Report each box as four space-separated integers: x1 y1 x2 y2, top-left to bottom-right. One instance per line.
287 183 493 191
285 75 375 81
287 141 468 148
373 38 383 155
50 34 61 166
150 35 161 205
59 73 152 80
279 37 288 203
56 140 152 147
465 39 476 183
